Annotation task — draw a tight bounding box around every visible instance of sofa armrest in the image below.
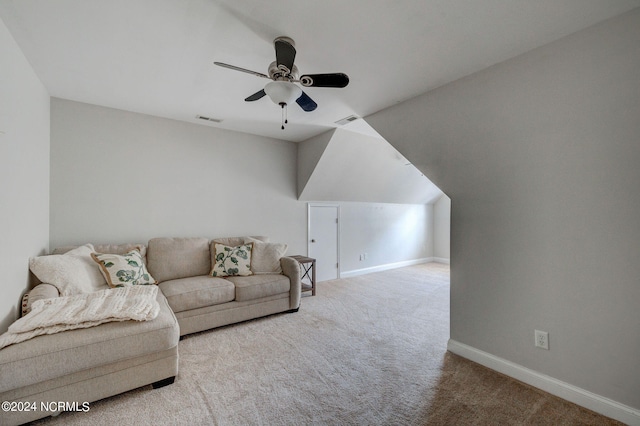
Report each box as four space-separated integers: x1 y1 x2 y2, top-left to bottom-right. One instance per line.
22 284 60 316
280 257 301 310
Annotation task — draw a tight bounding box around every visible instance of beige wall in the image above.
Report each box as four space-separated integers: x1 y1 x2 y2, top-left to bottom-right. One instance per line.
0 18 50 333
367 8 640 413
50 99 437 278
50 98 308 254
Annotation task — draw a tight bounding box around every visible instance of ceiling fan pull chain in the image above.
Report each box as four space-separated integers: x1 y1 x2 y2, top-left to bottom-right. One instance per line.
280 102 286 129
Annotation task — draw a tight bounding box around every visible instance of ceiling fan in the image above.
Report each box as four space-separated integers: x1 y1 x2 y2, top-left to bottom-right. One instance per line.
214 36 349 129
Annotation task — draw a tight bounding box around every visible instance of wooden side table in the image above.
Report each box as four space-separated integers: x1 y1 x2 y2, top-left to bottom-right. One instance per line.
290 255 316 296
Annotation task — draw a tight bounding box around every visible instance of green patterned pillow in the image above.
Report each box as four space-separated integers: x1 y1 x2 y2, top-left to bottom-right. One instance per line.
211 243 253 277
91 249 157 287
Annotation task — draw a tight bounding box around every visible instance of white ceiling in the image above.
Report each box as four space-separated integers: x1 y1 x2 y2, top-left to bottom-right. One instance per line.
1 0 639 142
299 124 444 204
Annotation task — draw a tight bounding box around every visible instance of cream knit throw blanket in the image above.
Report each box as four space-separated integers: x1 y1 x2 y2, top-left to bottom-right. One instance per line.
0 285 160 350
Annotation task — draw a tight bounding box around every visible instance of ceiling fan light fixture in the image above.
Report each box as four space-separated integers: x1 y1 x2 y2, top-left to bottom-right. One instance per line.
264 81 302 106
214 37 347 129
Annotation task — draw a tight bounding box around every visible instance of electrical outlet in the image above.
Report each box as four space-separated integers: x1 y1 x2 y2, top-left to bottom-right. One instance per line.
535 330 549 350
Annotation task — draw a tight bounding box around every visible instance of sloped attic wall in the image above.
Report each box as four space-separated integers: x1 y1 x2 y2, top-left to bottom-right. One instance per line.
365 8 640 419
297 121 442 204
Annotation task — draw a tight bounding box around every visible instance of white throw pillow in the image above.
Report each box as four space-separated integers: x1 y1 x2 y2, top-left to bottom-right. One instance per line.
29 244 107 296
244 237 288 274
211 243 253 277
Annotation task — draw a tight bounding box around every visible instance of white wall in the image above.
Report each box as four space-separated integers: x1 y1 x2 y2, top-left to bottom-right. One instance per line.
50 99 307 254
0 18 50 333
433 194 451 263
339 202 433 275
297 129 333 197
367 8 640 416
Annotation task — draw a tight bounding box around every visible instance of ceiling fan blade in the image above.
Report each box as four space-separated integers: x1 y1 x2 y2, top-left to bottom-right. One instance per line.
300 73 349 88
245 89 266 102
296 91 317 112
213 62 270 79
274 38 296 72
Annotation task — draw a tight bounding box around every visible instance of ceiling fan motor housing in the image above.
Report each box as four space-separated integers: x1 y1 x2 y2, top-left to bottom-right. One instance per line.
268 61 299 81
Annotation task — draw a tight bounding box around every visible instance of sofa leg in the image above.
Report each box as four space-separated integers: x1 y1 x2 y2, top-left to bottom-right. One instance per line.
152 376 175 389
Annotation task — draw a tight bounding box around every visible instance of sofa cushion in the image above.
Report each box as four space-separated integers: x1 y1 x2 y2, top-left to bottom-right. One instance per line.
213 236 268 248
158 276 235 313
91 249 157 287
0 290 179 393
226 274 290 302
147 237 211 282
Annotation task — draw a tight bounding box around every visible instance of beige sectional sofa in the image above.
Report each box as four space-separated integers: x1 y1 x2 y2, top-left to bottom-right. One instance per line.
0 236 301 425
149 237 301 336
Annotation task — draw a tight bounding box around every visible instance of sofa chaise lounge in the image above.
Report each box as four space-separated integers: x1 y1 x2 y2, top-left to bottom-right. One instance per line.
0 236 301 425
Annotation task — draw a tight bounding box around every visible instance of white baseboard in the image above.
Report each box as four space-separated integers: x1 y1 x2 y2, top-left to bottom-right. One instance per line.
447 340 640 425
433 257 450 264
340 257 433 278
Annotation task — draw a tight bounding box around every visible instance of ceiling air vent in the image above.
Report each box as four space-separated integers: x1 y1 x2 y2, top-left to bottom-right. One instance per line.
196 115 223 123
334 115 359 126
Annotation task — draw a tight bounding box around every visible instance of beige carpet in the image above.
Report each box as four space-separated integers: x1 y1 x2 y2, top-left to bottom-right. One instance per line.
31 263 621 425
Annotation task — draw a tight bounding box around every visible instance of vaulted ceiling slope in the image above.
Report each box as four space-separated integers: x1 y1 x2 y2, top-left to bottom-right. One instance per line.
1 0 639 142
298 119 443 204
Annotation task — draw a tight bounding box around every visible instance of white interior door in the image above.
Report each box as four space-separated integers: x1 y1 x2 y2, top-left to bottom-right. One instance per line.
308 204 339 282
